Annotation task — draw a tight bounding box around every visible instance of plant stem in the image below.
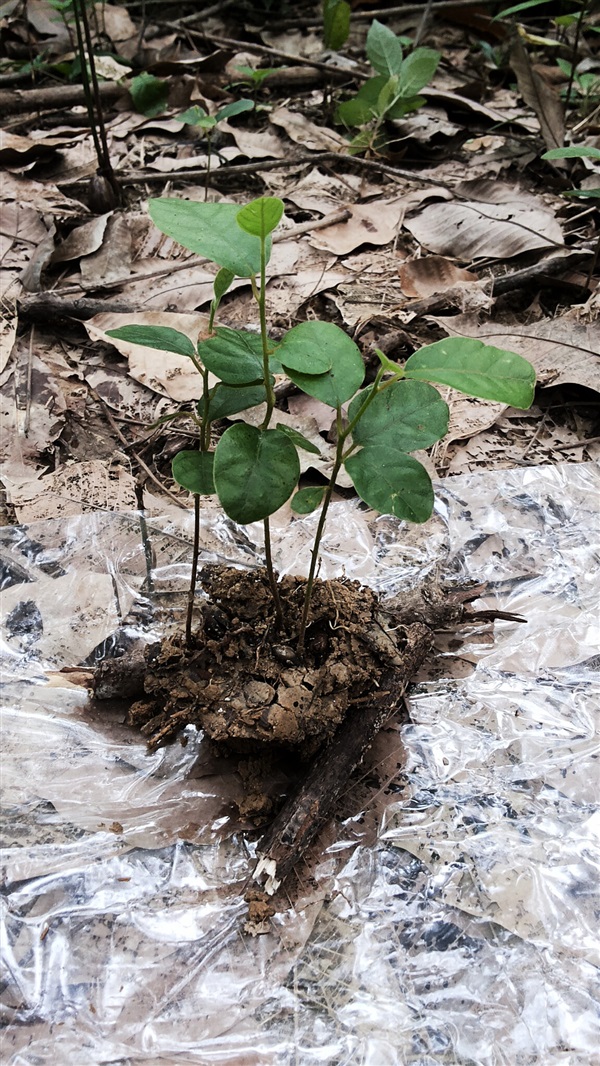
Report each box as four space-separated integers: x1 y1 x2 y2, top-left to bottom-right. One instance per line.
565 0 589 113
255 232 283 625
205 131 212 201
297 405 345 654
185 492 201 646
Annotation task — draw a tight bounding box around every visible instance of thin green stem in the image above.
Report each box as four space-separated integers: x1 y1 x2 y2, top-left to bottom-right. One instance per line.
297 405 345 654
185 492 201 646
565 0 589 113
205 131 212 201
254 232 283 625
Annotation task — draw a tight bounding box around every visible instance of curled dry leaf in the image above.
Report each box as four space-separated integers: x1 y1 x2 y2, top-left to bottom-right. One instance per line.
51 214 113 264
0 130 63 169
79 215 133 288
219 121 287 161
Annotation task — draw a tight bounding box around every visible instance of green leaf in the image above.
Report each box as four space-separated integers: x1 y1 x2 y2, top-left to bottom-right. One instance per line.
348 379 449 451
543 145 600 160
291 485 326 514
276 423 322 455
204 382 267 421
563 188 600 198
105 325 196 359
148 199 266 278
213 267 235 303
404 338 536 408
336 75 387 126
130 72 169 117
494 0 549 19
278 322 364 407
387 94 425 119
178 105 216 130
377 75 401 116
213 424 300 524
172 451 215 495
366 19 403 77
323 0 351 51
345 445 433 523
200 327 265 385
215 99 254 122
236 197 284 239
396 47 440 97
275 321 336 374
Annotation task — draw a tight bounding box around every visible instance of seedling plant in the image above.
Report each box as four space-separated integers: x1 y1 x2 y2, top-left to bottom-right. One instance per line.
335 20 441 155
179 100 254 199
107 195 535 654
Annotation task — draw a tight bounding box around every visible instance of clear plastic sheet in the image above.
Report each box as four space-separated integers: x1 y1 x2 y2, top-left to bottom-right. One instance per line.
1 462 599 1065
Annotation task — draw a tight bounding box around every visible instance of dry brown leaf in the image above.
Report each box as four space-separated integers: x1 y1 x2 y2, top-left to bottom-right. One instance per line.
269 106 347 153
3 459 142 523
19 220 56 293
1 203 49 255
86 311 211 400
404 191 564 260
219 120 287 160
431 313 600 393
85 364 176 424
309 199 403 255
399 256 477 297
96 2 136 43
0 353 67 482
1 172 88 216
0 129 62 169
51 213 112 264
79 215 132 287
25 0 68 40
510 36 564 152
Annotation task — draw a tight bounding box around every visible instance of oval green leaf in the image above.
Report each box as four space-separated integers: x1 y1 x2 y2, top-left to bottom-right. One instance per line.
236 197 284 239
275 423 322 455
172 451 215 495
366 20 403 77
348 379 449 452
204 382 267 421
291 485 326 515
215 99 254 122
276 321 335 374
404 337 536 408
542 145 600 161
345 445 433 523
106 325 196 359
148 199 267 278
214 424 300 524
279 323 364 407
200 327 265 384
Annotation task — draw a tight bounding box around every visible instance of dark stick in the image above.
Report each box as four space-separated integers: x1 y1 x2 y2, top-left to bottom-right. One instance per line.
252 622 433 894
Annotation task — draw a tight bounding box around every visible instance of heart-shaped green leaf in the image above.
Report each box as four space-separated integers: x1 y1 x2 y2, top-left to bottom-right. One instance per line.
172 451 215 495
291 485 326 514
205 382 268 421
106 325 196 359
279 323 364 407
345 445 433 523
236 197 284 239
404 337 536 408
148 199 267 277
200 327 265 384
348 379 448 451
214 424 300 524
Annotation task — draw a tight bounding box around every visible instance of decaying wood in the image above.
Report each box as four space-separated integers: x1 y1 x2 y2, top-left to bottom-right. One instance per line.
252 622 433 896
0 81 125 116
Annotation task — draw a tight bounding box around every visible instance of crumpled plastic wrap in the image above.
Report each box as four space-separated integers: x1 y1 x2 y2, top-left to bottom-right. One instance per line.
1 462 599 1065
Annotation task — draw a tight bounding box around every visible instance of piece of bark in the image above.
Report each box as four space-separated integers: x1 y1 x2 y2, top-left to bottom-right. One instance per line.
252 622 433 895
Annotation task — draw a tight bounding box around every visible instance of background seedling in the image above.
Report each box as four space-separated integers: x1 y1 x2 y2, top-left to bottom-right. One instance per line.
179 100 254 199
105 196 536 653
335 19 440 156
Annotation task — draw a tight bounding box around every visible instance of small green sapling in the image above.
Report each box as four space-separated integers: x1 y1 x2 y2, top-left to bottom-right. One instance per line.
106 195 536 652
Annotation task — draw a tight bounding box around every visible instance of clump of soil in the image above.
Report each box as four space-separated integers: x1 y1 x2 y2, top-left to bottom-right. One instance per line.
128 564 408 762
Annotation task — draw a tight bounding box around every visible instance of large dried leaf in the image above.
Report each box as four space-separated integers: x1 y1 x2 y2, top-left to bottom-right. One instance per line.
399 256 477 297
51 214 112 264
404 189 564 259
431 314 600 393
86 311 211 400
2 460 142 523
219 120 287 160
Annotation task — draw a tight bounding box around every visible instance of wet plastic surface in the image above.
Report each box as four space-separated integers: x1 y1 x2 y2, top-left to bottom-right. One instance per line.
1 462 599 1064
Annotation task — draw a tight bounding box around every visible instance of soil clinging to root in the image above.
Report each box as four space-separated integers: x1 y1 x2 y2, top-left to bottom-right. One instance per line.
128 564 409 759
